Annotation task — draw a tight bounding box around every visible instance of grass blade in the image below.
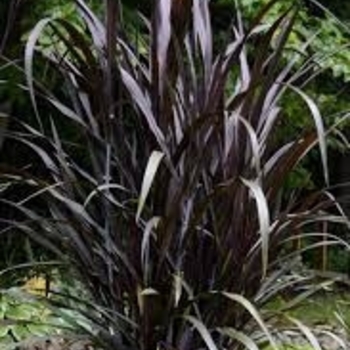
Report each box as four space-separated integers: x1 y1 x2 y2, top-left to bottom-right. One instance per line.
136 151 164 222
183 315 218 350
220 292 278 350
24 17 52 131
241 178 270 277
217 327 259 350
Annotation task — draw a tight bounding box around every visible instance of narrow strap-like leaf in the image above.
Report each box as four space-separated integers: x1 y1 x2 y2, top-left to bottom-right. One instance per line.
183 315 219 350
220 292 278 350
136 151 164 222
241 178 270 277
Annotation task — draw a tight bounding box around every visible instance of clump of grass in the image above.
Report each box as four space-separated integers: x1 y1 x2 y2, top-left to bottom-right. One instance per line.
1 0 349 349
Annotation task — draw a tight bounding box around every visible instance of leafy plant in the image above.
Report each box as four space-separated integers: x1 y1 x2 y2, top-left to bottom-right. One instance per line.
0 279 94 350
0 287 62 347
1 0 349 349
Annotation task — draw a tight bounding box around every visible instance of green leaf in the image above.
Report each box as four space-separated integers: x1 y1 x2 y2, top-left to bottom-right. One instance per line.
0 325 11 338
6 304 35 320
11 324 30 340
27 323 53 336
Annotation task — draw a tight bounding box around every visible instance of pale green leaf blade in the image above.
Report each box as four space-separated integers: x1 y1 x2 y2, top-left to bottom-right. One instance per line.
136 151 164 222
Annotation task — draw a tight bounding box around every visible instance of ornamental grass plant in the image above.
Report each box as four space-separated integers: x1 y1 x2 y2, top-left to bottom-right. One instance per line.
1 0 349 349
